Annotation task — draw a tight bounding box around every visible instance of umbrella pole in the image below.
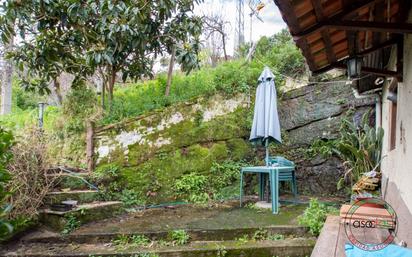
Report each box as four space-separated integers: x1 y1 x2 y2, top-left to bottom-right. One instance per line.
265 139 270 203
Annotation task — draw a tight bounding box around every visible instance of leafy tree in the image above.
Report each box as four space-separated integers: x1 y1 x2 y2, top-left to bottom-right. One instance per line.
254 29 306 77
0 0 203 108
239 29 306 79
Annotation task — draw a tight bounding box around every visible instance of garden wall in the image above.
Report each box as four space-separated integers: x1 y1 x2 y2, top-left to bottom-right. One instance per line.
93 81 374 201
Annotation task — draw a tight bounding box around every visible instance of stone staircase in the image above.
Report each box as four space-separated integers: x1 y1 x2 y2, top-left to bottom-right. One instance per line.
39 170 123 231
1 199 316 257
2 225 315 257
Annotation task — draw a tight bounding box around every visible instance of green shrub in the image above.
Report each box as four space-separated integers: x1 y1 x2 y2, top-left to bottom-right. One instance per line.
112 234 151 248
252 229 268 241
174 173 209 203
210 161 243 190
62 85 99 133
167 229 189 246
268 234 284 241
209 160 245 199
298 198 337 236
118 189 145 207
62 214 80 234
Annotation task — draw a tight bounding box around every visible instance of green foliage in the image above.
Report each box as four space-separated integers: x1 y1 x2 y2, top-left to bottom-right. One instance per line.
236 234 249 244
216 244 228 257
1 0 203 102
306 111 384 191
251 229 284 241
334 112 384 189
12 79 46 110
298 199 337 236
167 229 190 246
253 29 306 79
62 214 80 234
174 173 209 203
0 127 14 237
100 60 259 125
305 139 338 159
101 69 215 124
267 234 285 241
210 161 243 190
173 160 247 203
119 189 145 208
112 234 151 248
62 85 99 133
209 160 245 199
112 234 130 246
0 217 34 242
252 229 268 241
93 165 147 206
93 164 121 184
212 61 260 94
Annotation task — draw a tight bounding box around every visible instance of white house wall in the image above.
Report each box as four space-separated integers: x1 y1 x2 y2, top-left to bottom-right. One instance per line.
381 7 412 245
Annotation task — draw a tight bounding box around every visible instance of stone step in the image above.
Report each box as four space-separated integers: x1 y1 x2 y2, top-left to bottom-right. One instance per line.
22 225 309 244
2 237 316 257
44 190 101 205
39 201 123 231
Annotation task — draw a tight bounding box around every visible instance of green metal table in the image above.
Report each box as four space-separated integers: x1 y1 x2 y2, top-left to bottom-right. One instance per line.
239 166 295 214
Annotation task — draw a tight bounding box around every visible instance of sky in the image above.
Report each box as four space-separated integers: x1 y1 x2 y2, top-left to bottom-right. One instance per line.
194 0 287 55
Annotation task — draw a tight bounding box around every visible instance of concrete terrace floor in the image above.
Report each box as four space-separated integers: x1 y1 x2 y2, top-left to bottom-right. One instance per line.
26 201 308 240
19 196 345 242
77 203 306 234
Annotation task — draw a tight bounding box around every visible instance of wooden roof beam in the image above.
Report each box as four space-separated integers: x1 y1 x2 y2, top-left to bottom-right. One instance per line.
334 64 400 77
310 0 337 63
327 21 412 34
312 38 399 75
292 0 385 40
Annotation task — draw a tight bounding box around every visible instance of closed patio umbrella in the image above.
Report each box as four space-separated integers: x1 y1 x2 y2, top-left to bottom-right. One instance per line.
249 66 281 165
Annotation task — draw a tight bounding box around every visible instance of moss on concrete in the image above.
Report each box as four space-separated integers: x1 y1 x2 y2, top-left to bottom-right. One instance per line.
94 94 253 203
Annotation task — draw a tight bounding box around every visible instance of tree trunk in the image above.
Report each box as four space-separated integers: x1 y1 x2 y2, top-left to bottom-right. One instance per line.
222 34 228 61
99 68 106 109
0 38 13 115
53 78 63 105
107 66 116 111
165 47 176 97
86 120 95 173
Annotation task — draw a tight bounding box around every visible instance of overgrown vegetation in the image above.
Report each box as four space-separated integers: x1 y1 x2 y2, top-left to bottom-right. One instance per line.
0 26 306 240
0 127 14 238
306 111 383 191
298 198 338 236
6 129 55 220
112 234 151 249
1 0 203 108
173 160 246 203
111 230 189 249
62 214 81 235
241 28 306 80
236 229 285 245
167 229 190 246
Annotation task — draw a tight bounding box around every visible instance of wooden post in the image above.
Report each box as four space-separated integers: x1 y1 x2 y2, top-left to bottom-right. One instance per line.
86 121 95 173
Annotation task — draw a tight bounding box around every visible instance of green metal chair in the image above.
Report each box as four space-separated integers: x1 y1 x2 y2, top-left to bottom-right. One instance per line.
240 156 297 214
259 156 297 201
